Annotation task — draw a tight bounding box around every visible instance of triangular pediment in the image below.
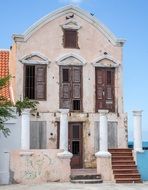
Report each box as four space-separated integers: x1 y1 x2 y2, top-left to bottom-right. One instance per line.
56 53 86 65
62 18 81 30
92 55 120 67
20 52 50 64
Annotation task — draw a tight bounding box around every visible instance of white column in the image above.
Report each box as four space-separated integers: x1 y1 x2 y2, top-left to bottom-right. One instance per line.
21 109 31 149
57 109 72 158
95 110 111 157
133 110 143 152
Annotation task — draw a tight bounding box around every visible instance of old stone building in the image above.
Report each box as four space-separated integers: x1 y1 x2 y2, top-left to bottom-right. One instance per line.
9 5 127 169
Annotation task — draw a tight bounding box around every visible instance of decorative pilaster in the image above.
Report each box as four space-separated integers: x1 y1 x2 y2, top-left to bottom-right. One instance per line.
21 109 31 149
133 110 143 152
57 109 72 158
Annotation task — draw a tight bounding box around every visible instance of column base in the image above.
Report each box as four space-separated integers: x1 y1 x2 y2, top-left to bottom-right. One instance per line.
96 155 113 181
134 148 144 153
95 151 111 158
57 151 73 159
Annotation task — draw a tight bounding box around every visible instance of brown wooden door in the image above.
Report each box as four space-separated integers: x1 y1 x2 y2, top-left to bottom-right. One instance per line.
68 123 83 168
96 68 115 112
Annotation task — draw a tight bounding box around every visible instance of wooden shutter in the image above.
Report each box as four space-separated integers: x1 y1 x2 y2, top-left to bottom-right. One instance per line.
72 67 81 99
105 69 115 112
30 121 47 149
96 68 115 112
72 67 82 111
60 66 71 109
96 68 105 110
64 30 78 48
35 65 46 100
60 66 82 111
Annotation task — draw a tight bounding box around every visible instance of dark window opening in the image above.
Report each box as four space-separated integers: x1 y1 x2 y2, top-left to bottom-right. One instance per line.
72 141 80 155
73 100 80 110
25 65 46 100
63 69 69 82
107 71 112 85
73 125 79 139
25 65 35 99
64 29 78 48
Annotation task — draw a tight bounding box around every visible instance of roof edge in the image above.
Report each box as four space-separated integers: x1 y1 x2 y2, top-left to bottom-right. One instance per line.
13 5 125 46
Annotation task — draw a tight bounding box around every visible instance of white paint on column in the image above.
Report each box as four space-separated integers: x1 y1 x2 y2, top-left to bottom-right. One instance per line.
95 110 111 157
133 110 143 152
57 109 72 159
21 109 31 149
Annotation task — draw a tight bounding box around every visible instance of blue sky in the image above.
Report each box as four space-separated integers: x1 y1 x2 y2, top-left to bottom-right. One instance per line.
0 0 148 141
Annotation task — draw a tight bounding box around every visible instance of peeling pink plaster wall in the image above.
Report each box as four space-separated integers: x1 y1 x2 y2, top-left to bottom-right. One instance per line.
10 149 71 184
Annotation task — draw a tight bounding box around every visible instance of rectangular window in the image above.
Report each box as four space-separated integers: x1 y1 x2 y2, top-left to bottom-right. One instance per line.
63 30 78 48
24 65 46 100
107 71 112 85
73 100 80 111
63 69 69 82
72 141 80 155
25 65 35 99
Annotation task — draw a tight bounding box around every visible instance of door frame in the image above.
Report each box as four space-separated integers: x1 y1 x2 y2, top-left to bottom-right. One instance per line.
56 121 83 168
68 122 83 169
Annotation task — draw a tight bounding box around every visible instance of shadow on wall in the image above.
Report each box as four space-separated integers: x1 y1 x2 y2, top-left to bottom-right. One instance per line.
137 151 148 181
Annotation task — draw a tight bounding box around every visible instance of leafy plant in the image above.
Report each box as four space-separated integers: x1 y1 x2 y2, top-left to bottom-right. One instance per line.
15 97 39 116
0 76 14 137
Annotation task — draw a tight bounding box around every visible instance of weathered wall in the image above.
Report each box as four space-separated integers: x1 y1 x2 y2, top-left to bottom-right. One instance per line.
9 6 127 168
10 149 71 184
0 111 21 184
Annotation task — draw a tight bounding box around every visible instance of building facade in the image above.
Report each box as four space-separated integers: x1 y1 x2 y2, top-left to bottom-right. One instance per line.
9 5 127 169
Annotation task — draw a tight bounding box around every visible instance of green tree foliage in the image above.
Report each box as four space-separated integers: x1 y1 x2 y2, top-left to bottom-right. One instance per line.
15 97 39 116
0 76 14 137
0 76 39 137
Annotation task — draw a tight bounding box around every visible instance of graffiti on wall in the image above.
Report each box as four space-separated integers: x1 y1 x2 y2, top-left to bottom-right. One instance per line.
22 153 52 180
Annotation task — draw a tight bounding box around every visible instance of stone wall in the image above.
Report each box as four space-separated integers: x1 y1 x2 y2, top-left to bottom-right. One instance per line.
10 149 71 184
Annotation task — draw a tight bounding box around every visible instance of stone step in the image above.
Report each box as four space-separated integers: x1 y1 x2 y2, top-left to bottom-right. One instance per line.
112 160 135 165
116 178 142 183
109 149 132 153
109 148 142 183
113 169 139 174
112 165 137 169
70 174 101 180
70 179 103 184
114 173 141 178
111 152 132 156
112 156 134 161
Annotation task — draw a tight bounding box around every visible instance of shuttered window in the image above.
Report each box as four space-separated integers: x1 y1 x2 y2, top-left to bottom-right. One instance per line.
63 30 78 48
25 65 46 100
60 66 82 111
95 68 115 112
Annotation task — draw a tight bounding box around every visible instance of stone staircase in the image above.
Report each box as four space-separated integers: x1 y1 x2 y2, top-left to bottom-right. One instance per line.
70 169 103 184
109 148 142 183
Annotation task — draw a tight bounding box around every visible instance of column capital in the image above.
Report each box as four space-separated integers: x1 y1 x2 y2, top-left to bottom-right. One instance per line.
95 151 111 158
133 110 143 116
57 151 73 159
21 108 31 115
98 110 109 116
58 109 69 114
